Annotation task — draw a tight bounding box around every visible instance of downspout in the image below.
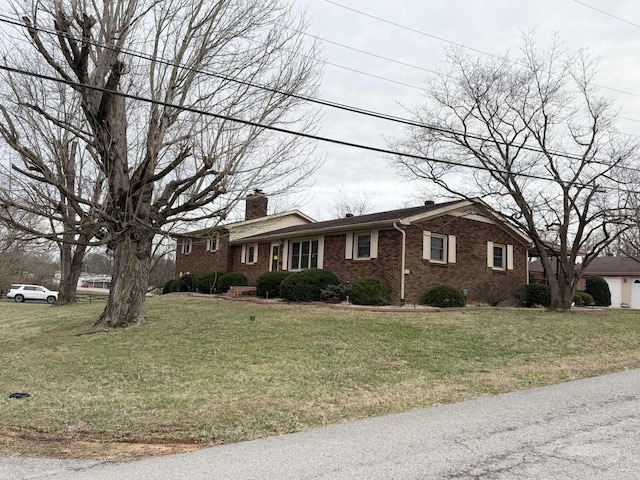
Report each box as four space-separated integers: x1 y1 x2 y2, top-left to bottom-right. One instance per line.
393 222 406 306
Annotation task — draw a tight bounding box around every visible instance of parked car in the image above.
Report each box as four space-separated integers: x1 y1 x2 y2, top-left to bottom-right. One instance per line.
7 284 58 304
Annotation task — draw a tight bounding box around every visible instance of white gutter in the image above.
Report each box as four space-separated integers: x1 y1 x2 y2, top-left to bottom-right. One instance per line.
393 222 406 305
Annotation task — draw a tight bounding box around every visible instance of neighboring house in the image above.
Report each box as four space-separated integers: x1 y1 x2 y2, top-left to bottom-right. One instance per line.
529 256 640 308
174 190 315 277
230 198 532 305
579 257 640 309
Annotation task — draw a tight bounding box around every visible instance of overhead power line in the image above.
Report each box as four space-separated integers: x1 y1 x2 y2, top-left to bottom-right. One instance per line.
0 63 637 195
325 0 640 99
2 14 638 175
573 0 640 30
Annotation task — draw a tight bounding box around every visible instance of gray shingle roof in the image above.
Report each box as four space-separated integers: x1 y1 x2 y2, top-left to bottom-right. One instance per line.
529 256 640 275
582 256 640 275
235 200 464 242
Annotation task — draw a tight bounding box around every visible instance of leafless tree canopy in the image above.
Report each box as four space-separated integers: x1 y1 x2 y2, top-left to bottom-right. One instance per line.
0 0 322 325
618 172 640 261
330 191 373 219
391 34 639 309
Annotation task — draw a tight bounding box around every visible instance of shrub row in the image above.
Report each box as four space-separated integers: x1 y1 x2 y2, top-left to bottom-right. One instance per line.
165 271 611 309
573 291 595 307
255 270 391 306
163 271 247 294
516 280 606 308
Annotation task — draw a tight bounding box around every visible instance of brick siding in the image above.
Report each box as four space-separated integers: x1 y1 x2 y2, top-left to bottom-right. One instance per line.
402 215 527 306
176 214 528 306
174 231 233 276
320 215 527 305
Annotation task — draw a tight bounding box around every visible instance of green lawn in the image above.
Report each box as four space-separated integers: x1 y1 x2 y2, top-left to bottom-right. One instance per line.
1 295 639 459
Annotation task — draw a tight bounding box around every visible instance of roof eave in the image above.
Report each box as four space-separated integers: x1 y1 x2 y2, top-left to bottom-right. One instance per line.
229 218 408 244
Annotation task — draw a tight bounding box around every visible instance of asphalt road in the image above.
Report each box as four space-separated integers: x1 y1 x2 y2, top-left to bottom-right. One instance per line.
2 368 639 480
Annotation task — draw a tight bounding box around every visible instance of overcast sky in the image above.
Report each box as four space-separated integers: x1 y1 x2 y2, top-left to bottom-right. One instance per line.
288 0 640 219
1 1 639 221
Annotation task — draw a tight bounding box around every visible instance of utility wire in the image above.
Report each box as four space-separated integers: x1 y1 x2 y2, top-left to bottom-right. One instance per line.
2 14 638 175
325 0 640 99
324 0 505 61
573 0 640 30
288 26 443 76
0 63 637 195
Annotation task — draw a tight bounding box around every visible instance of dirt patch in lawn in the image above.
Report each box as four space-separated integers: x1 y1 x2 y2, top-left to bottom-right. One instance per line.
0 430 204 460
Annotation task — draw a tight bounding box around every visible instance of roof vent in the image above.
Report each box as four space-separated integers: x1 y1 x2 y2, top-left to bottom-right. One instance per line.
345 213 354 218
424 200 435 205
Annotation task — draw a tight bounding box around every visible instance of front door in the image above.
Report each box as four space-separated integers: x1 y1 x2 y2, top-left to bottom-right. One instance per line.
270 244 280 271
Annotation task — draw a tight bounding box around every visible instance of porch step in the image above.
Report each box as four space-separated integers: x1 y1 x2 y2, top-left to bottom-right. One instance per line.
221 286 257 298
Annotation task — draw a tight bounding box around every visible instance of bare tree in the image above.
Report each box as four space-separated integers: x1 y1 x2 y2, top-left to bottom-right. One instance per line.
330 191 373 218
0 225 57 291
0 223 25 292
618 174 640 261
391 35 639 310
0 68 104 304
82 251 113 275
0 0 321 326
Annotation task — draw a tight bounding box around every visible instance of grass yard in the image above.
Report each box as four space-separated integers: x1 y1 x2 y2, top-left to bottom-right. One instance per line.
1 295 640 459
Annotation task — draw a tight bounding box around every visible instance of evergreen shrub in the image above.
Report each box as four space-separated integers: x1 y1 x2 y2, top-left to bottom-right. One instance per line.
585 276 611 307
421 285 465 308
256 271 291 298
280 269 340 302
349 277 390 306
217 272 248 293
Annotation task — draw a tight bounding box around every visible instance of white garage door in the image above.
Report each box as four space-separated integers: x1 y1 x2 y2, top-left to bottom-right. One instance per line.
632 279 640 310
604 277 622 308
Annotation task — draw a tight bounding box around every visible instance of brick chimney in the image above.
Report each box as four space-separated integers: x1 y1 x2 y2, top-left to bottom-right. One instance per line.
245 189 268 220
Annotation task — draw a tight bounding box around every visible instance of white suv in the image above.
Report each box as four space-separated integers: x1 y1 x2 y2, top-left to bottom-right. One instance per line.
7 284 59 304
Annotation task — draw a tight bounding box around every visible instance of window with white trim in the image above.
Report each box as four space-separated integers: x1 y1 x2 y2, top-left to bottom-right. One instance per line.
423 232 456 264
291 239 319 270
345 231 378 260
430 234 445 263
493 244 505 269
181 238 192 255
241 243 259 264
487 242 514 271
206 234 219 252
356 233 371 259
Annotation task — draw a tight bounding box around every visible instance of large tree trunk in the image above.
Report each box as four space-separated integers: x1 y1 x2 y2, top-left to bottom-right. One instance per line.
547 259 576 310
96 231 152 328
540 252 575 311
548 280 574 310
57 243 86 305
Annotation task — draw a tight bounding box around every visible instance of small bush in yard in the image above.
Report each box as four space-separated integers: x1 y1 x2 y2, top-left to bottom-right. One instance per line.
195 271 226 294
280 269 340 302
177 274 197 292
518 283 551 308
216 272 248 293
320 284 348 304
349 277 390 306
256 271 291 298
162 279 180 294
573 291 595 307
585 276 611 307
421 285 465 308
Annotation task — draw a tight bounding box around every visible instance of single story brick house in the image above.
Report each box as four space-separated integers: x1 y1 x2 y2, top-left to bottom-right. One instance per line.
174 190 315 276
221 197 532 305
